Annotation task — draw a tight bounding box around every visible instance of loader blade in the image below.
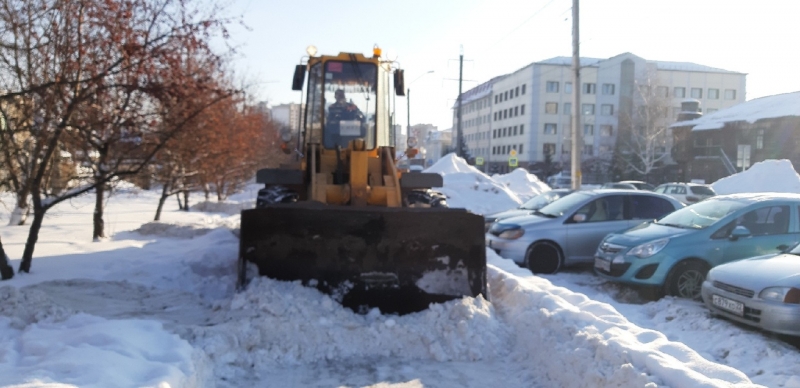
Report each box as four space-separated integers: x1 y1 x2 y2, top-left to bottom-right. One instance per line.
238 203 487 315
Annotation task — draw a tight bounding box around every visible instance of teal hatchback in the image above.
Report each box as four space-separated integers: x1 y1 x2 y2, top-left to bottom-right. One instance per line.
594 193 800 299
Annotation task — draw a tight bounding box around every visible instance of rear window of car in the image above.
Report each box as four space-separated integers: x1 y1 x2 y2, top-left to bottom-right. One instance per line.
690 186 715 196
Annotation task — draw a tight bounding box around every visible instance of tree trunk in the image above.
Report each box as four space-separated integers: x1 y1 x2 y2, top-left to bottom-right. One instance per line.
9 193 30 226
203 183 210 200
93 184 106 240
155 183 170 221
182 190 190 211
176 192 184 210
18 206 46 273
0 236 13 280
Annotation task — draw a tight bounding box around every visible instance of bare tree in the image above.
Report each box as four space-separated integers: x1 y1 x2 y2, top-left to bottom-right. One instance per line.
615 69 673 179
0 0 237 276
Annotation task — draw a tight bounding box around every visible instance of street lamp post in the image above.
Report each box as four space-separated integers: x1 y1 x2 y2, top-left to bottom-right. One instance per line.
406 70 434 143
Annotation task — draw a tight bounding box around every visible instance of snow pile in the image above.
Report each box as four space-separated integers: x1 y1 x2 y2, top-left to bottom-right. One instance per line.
191 200 251 215
486 252 756 388
492 168 551 201
426 153 522 215
712 159 800 195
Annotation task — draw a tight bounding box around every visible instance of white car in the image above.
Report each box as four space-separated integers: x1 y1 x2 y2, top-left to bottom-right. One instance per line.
654 182 716 204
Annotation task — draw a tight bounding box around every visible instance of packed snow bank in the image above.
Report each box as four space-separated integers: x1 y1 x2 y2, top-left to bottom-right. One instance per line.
677 91 800 131
487 251 757 388
426 154 522 215
493 168 551 201
712 159 800 195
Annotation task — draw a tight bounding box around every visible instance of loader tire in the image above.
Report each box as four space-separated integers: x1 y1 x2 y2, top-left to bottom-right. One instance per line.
256 185 298 208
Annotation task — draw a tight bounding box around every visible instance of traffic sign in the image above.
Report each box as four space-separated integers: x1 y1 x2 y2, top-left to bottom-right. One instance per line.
508 157 518 167
475 157 484 166
510 149 517 156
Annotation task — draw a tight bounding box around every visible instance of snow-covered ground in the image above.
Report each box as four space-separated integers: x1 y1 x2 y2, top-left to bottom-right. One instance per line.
1 157 800 387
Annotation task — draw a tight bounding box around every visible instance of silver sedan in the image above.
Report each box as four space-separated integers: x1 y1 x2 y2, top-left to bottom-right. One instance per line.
701 244 800 336
486 190 683 274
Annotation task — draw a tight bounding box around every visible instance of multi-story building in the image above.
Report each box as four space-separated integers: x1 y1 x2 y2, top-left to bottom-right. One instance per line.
454 53 746 178
271 103 305 132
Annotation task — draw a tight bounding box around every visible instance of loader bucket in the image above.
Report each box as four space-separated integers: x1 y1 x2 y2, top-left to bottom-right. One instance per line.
238 203 487 315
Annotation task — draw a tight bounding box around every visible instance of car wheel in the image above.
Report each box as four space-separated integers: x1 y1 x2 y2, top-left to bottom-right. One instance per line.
526 241 563 274
664 260 708 299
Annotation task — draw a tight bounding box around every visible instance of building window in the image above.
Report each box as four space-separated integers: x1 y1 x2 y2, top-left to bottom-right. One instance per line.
707 108 718 114
544 123 557 135
601 104 614 116
599 145 611 153
521 105 525 115
565 82 572 94
725 89 737 100
674 87 686 98
563 103 571 115
495 95 499 103
691 87 703 98
584 124 594 136
583 145 593 155
520 124 524 135
520 144 524 154
600 125 613 136
582 103 595 115
708 89 719 99
656 86 668 97
545 102 558 114
757 129 764 149
514 106 519 116
503 109 508 119
543 143 555 155
515 86 520 96
503 128 508 137
493 129 497 138
513 126 518 136
493 112 497 121
583 83 596 94
561 144 570 154
602 83 615 95
522 84 526 94
546 81 559 93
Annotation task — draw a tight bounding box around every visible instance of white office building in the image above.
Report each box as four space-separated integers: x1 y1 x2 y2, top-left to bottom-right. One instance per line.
454 53 746 177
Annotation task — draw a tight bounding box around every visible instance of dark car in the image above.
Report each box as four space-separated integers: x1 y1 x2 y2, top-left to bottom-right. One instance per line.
601 181 655 191
484 189 573 231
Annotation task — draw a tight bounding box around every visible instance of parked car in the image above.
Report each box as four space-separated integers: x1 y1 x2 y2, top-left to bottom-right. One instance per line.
547 175 572 189
595 193 800 299
486 189 683 274
601 182 638 190
654 182 716 204
701 243 800 336
484 189 573 232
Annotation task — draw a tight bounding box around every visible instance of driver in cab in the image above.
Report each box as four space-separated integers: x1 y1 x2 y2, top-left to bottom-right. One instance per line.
327 89 363 122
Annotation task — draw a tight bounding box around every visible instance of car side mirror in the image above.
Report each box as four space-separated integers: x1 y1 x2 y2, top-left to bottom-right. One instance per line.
572 214 587 223
729 225 751 241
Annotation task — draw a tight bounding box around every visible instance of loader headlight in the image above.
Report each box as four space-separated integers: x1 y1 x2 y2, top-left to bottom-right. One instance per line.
627 238 669 258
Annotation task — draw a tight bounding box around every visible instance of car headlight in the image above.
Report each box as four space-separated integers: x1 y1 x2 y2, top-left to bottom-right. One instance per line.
491 224 524 240
627 238 669 258
759 287 800 304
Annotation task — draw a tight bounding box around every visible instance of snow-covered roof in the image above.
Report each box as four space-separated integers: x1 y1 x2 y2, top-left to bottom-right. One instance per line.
455 75 508 107
671 91 800 131
536 56 604 68
650 60 744 74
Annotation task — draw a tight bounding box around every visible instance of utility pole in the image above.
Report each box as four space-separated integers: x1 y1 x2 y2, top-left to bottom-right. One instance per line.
407 88 411 141
456 46 465 158
570 0 582 190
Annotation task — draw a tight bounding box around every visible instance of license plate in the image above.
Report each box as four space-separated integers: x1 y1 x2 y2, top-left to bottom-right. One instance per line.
712 294 744 316
594 257 611 272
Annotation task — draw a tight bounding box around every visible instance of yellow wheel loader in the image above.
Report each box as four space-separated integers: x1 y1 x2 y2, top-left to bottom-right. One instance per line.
238 46 487 315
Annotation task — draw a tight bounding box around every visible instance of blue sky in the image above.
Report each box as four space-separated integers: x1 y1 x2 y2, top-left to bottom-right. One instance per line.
224 0 800 132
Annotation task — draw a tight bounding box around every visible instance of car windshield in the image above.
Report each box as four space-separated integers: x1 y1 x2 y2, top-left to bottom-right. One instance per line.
520 191 564 210
655 199 746 229
690 186 716 196
536 192 591 217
